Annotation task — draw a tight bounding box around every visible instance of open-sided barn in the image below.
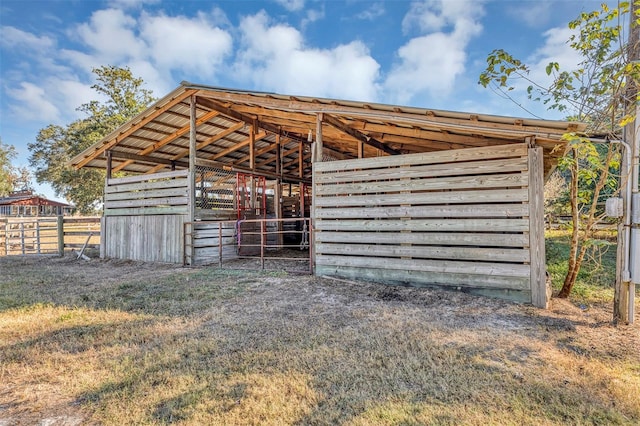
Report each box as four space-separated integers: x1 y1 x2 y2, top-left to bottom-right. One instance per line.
71 82 586 308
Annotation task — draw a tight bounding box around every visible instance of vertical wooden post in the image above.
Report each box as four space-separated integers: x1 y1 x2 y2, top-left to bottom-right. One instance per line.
185 95 197 264
298 143 304 178
20 222 25 255
100 216 105 259
311 114 323 275
250 124 256 171
36 221 41 254
528 146 548 308
106 150 112 180
57 215 64 257
275 134 281 177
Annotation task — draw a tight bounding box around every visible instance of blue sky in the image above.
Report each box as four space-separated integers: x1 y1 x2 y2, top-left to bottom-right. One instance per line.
0 0 608 201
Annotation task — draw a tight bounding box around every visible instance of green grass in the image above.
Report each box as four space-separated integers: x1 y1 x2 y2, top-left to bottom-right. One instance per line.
545 229 619 305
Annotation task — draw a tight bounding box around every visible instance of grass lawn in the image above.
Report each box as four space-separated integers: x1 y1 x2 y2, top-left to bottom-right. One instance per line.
0 246 638 425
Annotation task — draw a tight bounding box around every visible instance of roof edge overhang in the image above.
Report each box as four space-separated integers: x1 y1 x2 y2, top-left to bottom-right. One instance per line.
69 82 588 172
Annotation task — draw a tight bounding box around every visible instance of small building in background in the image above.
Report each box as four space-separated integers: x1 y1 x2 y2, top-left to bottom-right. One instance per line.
0 190 73 217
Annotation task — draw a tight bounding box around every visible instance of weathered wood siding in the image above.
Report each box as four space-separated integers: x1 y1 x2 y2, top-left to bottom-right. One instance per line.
185 221 238 266
313 143 547 306
103 170 189 263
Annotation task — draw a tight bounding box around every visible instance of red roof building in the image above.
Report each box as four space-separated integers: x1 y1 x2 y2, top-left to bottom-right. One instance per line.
0 190 73 217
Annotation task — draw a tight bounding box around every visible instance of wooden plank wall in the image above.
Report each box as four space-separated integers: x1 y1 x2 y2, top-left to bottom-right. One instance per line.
103 170 189 263
314 143 545 305
189 221 238 265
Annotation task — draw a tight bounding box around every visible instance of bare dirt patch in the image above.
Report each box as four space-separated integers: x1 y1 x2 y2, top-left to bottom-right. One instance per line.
0 255 638 425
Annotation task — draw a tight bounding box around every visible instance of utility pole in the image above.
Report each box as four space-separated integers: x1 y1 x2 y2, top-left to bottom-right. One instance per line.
616 0 639 325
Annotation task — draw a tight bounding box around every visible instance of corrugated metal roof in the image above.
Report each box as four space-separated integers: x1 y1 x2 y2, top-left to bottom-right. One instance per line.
71 82 586 178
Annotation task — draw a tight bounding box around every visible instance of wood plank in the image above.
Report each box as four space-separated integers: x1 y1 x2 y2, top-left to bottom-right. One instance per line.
314 157 528 184
105 178 189 194
315 188 529 208
316 265 531 292
528 146 548 308
105 196 189 209
105 186 188 202
315 218 529 233
107 170 188 185
314 143 527 172
315 203 528 220
316 172 527 196
104 206 189 216
316 254 530 278
316 242 530 263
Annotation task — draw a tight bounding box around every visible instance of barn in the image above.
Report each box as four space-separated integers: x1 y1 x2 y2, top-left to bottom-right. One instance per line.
0 190 73 217
71 82 585 308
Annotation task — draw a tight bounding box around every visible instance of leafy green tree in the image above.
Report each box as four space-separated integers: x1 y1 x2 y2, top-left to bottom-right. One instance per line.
29 66 155 214
0 139 31 196
479 2 640 298
0 139 19 196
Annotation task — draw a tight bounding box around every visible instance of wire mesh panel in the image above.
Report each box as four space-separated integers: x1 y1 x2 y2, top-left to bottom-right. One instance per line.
194 166 237 220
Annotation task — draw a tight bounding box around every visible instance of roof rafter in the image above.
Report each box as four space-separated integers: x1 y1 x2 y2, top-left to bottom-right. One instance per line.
113 109 220 173
74 89 197 169
323 113 400 156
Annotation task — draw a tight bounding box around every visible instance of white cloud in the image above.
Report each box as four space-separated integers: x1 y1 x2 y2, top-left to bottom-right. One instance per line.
273 0 305 12
72 8 147 63
139 12 233 76
301 7 325 30
0 26 54 51
356 2 385 21
402 0 484 35
234 12 380 101
506 1 553 28
6 82 60 121
385 0 485 104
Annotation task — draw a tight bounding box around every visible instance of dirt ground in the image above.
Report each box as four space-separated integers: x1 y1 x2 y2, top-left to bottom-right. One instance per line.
0 255 638 425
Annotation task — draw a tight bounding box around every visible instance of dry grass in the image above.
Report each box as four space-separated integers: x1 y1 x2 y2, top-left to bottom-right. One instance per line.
0 256 638 425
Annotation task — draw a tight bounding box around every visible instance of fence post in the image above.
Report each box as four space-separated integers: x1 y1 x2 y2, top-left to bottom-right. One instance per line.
36 221 41 254
57 215 64 257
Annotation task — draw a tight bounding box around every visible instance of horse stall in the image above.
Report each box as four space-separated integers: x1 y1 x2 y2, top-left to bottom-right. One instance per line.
71 83 584 307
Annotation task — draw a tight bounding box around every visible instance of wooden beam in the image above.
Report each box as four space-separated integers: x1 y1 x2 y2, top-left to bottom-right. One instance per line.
323 113 400 155
73 89 196 169
112 109 220 173
196 96 310 145
146 121 246 174
109 150 189 168
210 131 267 160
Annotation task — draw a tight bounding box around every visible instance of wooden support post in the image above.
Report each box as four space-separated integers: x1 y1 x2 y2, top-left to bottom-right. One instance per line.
106 150 112 180
250 124 256 171
298 143 304 178
188 95 197 224
57 215 64 257
528 146 548 308
275 133 282 177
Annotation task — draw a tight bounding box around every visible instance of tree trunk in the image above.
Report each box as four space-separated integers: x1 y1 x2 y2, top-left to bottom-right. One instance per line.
558 149 580 298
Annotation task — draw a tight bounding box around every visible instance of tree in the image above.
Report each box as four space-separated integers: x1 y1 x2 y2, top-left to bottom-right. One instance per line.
0 139 18 196
29 66 155 213
0 139 31 196
479 2 640 298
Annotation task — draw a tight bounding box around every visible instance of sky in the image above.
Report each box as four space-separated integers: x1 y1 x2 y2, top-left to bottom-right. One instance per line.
0 0 611 202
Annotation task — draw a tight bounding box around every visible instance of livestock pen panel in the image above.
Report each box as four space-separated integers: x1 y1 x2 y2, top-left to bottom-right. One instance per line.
102 170 190 263
313 143 548 307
